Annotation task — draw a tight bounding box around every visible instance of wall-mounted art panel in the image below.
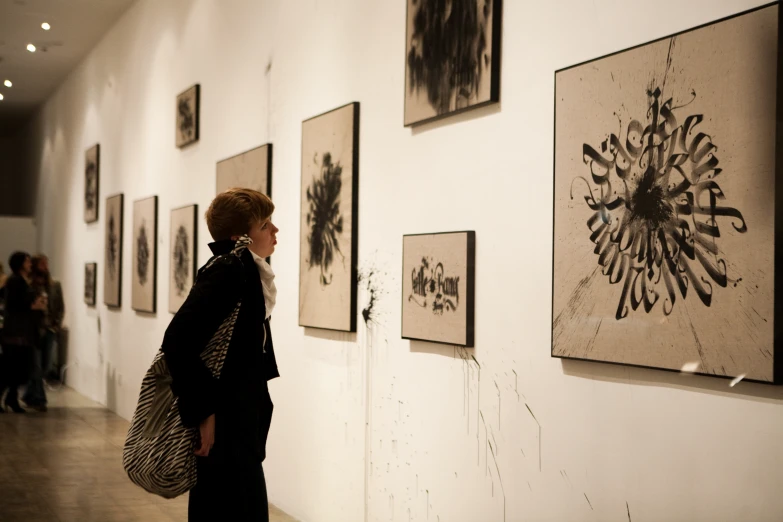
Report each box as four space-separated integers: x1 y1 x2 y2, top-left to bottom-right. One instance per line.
176 84 200 148
402 231 475 346
299 102 359 332
552 3 780 382
169 204 197 313
132 196 158 313
404 0 502 126
216 144 272 196
104 194 124 307
85 262 97 306
85 144 99 223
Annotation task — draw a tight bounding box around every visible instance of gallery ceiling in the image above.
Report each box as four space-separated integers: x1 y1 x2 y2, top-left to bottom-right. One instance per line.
0 0 136 136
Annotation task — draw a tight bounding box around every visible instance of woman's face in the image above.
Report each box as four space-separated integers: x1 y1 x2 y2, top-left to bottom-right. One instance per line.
247 217 278 258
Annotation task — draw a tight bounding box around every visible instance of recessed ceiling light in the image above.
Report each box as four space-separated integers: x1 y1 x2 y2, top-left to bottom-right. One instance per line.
41 22 51 31
0 93 4 101
27 43 36 52
3 80 11 88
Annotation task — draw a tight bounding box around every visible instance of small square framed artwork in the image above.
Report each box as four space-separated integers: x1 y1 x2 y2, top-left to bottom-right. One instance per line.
402 231 476 347
85 263 97 306
169 204 198 313
176 84 200 148
216 144 272 196
104 193 124 308
132 196 158 313
404 0 502 126
85 144 100 223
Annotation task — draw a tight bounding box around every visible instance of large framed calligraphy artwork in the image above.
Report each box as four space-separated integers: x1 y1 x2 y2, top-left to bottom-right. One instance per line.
402 231 475 347
552 3 782 383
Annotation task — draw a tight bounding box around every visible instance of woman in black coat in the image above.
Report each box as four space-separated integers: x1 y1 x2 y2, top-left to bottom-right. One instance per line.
161 188 280 522
0 252 46 413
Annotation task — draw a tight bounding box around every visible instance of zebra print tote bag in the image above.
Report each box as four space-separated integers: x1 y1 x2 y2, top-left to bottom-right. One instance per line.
122 237 251 498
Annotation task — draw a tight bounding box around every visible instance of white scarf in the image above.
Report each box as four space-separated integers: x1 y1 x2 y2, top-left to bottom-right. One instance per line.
250 251 276 320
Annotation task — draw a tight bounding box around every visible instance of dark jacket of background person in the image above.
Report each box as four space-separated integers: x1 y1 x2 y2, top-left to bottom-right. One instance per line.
31 277 64 333
1 274 41 347
161 239 280 463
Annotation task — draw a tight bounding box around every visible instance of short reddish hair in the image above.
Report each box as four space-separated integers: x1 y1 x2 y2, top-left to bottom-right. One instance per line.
206 188 274 241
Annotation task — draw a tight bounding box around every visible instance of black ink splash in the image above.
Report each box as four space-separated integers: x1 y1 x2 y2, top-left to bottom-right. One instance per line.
137 221 150 286
173 225 190 296
306 152 344 285
178 98 195 140
108 215 119 276
573 84 747 320
85 265 95 303
407 0 492 114
409 256 460 314
85 161 97 214
358 263 385 325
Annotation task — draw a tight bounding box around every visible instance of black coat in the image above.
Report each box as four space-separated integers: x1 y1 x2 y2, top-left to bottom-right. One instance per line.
1 274 41 347
161 240 279 462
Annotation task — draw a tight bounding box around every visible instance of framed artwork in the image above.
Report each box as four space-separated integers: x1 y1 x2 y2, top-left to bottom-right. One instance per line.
104 194 124 308
216 144 273 195
402 231 476 346
84 263 97 306
404 0 502 126
84 144 100 223
169 204 198 313
552 3 781 383
132 196 158 313
176 84 200 148
299 102 360 332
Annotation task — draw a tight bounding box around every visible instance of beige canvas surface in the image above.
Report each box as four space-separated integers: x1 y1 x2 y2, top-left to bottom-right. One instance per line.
404 0 496 125
169 205 196 313
216 144 270 195
553 6 777 381
84 145 99 222
131 197 157 312
402 233 470 346
103 194 123 307
299 103 357 331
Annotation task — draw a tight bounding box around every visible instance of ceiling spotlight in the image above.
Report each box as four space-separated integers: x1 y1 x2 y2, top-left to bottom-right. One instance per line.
41 22 51 30
0 93 4 101
3 80 11 88
27 43 36 52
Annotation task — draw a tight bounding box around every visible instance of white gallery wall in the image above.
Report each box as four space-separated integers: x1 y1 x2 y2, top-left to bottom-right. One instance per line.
24 0 783 521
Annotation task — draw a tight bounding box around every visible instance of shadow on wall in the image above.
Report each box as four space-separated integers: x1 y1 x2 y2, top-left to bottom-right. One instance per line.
409 339 472 359
303 327 357 344
106 363 119 412
409 102 502 137
560 358 783 404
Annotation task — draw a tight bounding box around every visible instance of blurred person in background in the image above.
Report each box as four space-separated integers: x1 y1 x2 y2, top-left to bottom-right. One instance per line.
0 252 46 413
23 254 64 411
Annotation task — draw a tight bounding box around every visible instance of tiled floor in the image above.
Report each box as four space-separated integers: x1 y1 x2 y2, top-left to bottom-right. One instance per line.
0 385 297 522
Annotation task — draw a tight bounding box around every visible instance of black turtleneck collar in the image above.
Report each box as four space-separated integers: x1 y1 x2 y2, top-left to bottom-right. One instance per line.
208 239 237 256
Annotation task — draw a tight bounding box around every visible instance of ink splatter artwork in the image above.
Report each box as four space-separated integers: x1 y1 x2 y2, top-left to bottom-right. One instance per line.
402 232 475 346
132 196 158 313
169 204 197 313
176 84 200 148
84 144 99 223
404 0 501 126
299 102 359 332
104 194 124 307
553 5 778 381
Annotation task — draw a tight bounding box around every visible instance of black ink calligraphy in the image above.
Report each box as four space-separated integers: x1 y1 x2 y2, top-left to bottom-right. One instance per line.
572 85 747 319
137 221 150 286
409 256 460 314
306 152 344 286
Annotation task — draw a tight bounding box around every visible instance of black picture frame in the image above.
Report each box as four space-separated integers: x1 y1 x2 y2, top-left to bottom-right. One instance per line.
176 84 200 148
401 231 476 347
131 195 158 314
169 203 198 314
551 2 782 384
85 144 100 223
84 262 97 306
215 143 273 196
298 102 360 332
403 0 502 127
104 193 124 308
